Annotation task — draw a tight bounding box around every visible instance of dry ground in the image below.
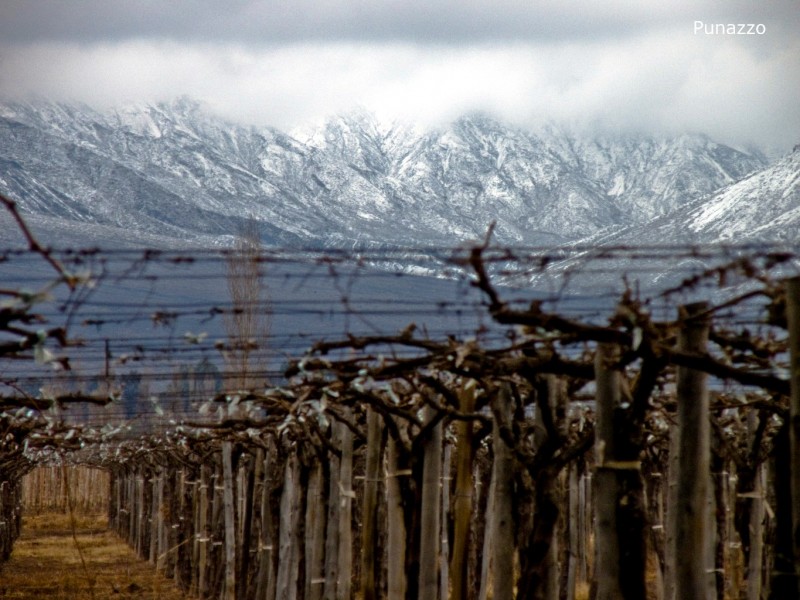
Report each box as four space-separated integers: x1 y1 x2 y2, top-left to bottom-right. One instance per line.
0 513 189 599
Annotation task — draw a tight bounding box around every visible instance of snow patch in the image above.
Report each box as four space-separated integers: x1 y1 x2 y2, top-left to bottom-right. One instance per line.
607 174 626 196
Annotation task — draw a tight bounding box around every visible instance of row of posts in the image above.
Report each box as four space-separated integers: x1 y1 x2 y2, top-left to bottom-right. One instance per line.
595 276 800 599
8 277 800 598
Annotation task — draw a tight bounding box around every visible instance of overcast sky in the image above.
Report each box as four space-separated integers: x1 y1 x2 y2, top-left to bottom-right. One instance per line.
0 0 798 150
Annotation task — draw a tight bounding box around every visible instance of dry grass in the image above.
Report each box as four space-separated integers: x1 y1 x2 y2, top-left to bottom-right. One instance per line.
0 512 189 599
23 511 108 533
575 581 591 600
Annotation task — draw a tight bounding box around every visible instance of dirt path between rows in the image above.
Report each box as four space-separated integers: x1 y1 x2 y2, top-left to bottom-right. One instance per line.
0 513 189 599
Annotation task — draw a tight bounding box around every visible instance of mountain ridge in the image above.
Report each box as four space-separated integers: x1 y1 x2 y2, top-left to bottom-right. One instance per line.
579 147 800 247
0 98 781 251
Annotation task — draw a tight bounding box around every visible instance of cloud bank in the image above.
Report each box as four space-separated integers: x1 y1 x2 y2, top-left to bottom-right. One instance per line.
1 1 797 149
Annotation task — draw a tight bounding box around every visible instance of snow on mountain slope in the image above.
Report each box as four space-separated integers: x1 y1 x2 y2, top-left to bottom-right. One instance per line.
0 98 769 249
516 148 799 297
683 150 800 242
580 148 800 246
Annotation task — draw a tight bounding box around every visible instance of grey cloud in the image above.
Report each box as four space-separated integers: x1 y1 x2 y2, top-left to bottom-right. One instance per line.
1 37 797 150
1 0 797 45
0 1 797 151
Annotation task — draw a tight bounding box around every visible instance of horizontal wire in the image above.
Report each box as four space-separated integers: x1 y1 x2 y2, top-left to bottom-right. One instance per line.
3 242 798 431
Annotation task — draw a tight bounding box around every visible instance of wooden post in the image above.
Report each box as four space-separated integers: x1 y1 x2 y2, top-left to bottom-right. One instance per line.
596 335 649 600
168 467 179 578
255 444 277 600
566 463 580 600
222 442 237 600
771 417 793 598
544 378 563 600
441 442 452 600
649 472 665 600
323 425 341 600
747 462 765 600
128 473 136 547
211 468 224 599
239 455 256 600
471 458 488 600
419 405 443 600
306 461 327 600
176 468 191 589
361 407 382 600
738 409 765 600
787 276 800 596
451 384 476 600
673 302 711 599
198 465 210 598
594 342 623 600
492 385 515 600
137 473 147 559
252 448 268 600
149 470 160 564
722 466 739 600
112 471 121 531
579 470 589 586
663 417 679 600
157 471 168 573
338 414 354 600
478 459 496 600
386 435 407 600
277 453 301 600
710 455 726 600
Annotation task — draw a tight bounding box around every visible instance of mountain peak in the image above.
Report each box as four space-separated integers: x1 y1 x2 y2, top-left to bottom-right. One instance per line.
0 98 781 250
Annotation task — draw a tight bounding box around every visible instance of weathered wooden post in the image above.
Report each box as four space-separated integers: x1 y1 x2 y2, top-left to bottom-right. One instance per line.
127 472 136 547
746 410 766 600
566 463 580 600
419 404 443 600
207 467 219 592
239 455 256 600
110 470 120 531
788 275 800 596
673 302 712 599
663 414 679 600
306 460 327 600
338 412 354 600
747 460 766 600
478 460 496 600
451 383 476 600
222 442 237 600
197 464 210 598
154 469 169 572
769 277 800 600
361 407 382 600
149 469 160 564
491 385 515 600
594 342 623 600
596 333 650 600
770 418 793 598
137 470 147 558
386 434 407 600
277 453 301 600
176 467 192 590
323 424 341 600
255 443 277 600
441 442 452 600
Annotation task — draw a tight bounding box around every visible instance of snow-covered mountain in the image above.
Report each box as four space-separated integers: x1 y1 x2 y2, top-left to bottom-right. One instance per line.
0 98 771 249
516 147 800 297
583 148 800 246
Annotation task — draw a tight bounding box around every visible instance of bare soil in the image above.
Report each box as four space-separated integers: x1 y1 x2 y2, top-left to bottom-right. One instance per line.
0 513 189 599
